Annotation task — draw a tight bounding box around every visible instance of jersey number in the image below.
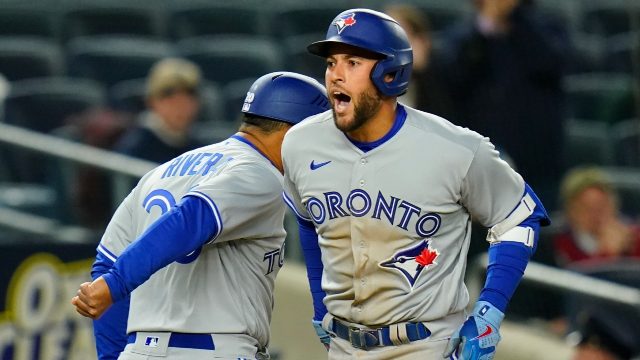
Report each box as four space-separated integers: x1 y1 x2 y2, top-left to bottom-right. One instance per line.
143 189 202 264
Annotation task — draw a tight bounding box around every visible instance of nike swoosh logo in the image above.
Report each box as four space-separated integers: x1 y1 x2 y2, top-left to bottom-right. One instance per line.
476 326 492 339
310 160 331 170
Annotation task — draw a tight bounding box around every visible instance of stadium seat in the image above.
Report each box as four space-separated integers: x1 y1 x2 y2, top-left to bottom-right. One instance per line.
534 0 582 34
283 33 328 83
564 72 635 124
167 0 271 40
67 36 174 88
0 5 59 39
109 78 224 124
196 81 225 124
603 32 636 73
221 77 255 124
108 78 147 115
563 119 613 168
580 1 640 38
0 37 64 81
0 183 58 218
611 119 640 167
4 77 106 134
271 3 348 38
568 34 606 74
601 167 640 217
60 2 165 42
176 35 283 86
2 77 106 184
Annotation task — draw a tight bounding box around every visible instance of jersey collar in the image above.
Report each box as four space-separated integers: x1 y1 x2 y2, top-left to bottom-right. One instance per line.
347 104 407 153
230 134 277 168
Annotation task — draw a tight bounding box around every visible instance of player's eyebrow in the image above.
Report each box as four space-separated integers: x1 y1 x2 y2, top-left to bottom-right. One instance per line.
328 54 372 62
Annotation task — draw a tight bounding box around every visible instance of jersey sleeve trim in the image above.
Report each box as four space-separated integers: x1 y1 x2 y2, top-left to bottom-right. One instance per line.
184 190 223 244
97 243 118 263
282 191 311 221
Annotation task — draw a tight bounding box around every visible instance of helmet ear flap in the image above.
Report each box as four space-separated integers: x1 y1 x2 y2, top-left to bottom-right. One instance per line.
371 57 411 97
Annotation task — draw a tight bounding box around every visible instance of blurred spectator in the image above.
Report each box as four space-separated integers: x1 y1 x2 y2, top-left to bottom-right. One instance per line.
570 308 639 360
56 108 131 228
442 0 570 209
113 58 204 163
383 4 455 119
554 167 640 267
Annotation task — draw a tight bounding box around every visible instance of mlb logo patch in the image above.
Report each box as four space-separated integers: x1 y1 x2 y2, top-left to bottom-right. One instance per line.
334 13 356 34
145 336 159 348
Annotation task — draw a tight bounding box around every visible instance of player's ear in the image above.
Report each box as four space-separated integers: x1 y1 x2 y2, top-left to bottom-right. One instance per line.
384 73 395 83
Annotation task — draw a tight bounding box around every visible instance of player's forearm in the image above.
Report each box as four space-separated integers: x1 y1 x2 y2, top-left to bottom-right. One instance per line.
297 217 328 322
92 252 113 280
479 242 531 311
479 184 549 311
104 196 218 302
93 295 130 360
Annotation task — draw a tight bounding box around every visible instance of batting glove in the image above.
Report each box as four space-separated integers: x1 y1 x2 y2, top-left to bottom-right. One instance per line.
312 320 331 350
443 301 504 360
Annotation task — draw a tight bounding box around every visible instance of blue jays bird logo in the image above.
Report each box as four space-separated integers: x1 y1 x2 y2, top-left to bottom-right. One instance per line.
380 240 439 287
334 13 357 34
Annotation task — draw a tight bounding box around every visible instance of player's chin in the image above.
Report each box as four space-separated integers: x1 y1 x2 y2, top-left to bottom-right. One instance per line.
333 114 357 132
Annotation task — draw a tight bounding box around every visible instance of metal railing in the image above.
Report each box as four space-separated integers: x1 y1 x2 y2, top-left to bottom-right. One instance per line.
0 122 156 205
0 122 156 242
1 122 638 310
471 254 640 312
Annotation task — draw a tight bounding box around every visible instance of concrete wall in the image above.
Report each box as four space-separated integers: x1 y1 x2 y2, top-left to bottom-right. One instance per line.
270 263 575 360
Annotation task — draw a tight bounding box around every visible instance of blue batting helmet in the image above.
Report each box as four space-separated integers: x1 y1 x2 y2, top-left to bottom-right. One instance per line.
241 72 330 125
307 8 413 97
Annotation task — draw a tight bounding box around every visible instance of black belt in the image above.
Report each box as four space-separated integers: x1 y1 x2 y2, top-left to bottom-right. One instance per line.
127 332 215 350
330 318 431 350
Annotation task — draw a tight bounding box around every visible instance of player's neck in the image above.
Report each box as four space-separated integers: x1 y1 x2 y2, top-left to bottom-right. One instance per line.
346 100 397 143
236 130 285 174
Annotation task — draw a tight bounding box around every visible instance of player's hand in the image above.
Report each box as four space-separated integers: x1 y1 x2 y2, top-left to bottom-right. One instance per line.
71 277 113 320
442 301 504 360
312 320 331 351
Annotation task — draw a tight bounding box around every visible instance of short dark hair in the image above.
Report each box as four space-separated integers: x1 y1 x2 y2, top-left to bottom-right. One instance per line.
238 114 290 134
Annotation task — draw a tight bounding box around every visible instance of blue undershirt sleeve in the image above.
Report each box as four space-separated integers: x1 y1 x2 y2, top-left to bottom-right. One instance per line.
297 217 327 322
478 183 550 312
91 252 129 360
102 195 219 303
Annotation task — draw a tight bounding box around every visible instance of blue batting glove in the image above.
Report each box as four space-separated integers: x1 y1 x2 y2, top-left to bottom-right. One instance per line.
443 301 504 360
312 320 331 350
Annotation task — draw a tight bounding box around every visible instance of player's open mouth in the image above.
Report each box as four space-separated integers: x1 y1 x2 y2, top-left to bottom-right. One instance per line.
333 92 351 113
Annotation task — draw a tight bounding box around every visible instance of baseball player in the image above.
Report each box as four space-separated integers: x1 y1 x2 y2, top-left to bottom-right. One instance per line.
71 72 330 360
281 9 550 360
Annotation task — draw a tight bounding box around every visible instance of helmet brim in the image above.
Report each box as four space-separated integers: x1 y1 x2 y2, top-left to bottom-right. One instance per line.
307 40 386 60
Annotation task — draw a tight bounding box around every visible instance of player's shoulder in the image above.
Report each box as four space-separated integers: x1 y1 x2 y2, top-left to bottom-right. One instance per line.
225 137 284 183
403 105 484 153
283 110 333 143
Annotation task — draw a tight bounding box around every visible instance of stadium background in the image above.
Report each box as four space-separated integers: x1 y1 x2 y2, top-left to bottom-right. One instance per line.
0 0 638 359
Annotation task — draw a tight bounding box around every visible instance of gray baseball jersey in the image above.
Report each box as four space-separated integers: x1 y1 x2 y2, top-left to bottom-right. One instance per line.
282 105 524 328
98 136 286 347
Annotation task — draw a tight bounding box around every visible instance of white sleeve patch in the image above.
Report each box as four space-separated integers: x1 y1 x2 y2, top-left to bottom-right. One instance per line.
486 193 536 247
491 226 535 247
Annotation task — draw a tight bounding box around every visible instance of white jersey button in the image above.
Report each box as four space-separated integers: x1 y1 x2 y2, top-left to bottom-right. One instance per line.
360 158 367 164
359 180 365 186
